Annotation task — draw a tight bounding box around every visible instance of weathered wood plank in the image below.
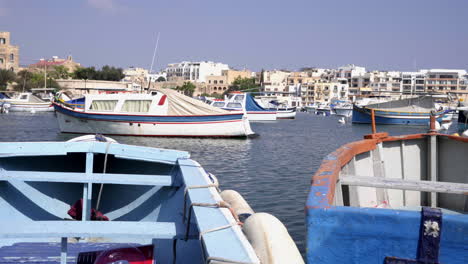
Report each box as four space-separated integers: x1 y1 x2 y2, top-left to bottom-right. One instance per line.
340 175 468 195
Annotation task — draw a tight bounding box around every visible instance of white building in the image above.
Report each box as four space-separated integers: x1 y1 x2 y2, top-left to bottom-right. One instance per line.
370 71 402 94
165 61 229 83
401 71 427 94
425 69 467 92
334 65 367 95
123 67 148 82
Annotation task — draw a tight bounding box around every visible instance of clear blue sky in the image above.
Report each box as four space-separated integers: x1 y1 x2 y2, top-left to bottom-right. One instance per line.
1 0 467 72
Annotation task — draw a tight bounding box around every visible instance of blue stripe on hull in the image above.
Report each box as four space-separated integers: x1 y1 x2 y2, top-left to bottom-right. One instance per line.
352 107 445 125
53 104 244 123
306 206 468 264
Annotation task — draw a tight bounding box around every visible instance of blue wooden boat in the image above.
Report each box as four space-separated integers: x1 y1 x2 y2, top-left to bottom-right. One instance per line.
306 130 468 263
0 136 303 264
352 96 450 125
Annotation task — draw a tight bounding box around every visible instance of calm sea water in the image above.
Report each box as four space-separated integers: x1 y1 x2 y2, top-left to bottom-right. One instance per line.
0 112 459 255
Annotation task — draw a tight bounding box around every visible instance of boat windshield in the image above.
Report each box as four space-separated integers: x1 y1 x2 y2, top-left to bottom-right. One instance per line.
233 95 244 102
121 100 152 112
212 102 225 107
90 100 118 111
226 102 242 108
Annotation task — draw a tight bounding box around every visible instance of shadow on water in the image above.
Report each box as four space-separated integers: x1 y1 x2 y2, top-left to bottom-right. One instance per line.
0 111 460 256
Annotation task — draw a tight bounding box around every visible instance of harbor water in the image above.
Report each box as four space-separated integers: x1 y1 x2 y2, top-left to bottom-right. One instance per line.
0 111 459 255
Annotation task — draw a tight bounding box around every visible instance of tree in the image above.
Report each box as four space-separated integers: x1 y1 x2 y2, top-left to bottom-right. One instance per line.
156 76 166 82
0 69 16 89
175 82 196 96
14 70 60 91
49 65 70 79
72 65 124 81
225 77 259 95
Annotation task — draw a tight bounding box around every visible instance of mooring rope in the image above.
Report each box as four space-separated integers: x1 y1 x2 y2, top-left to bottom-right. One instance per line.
95 141 112 211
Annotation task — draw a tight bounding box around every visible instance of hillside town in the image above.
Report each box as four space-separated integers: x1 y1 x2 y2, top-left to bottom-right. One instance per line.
1 31 467 108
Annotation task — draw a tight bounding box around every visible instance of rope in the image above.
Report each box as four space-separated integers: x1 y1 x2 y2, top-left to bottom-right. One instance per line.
182 184 219 221
184 201 231 241
95 141 112 211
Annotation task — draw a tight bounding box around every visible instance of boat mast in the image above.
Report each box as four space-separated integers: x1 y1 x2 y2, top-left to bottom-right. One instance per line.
147 32 160 91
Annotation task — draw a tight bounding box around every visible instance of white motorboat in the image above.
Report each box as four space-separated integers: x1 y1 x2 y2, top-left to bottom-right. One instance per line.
0 92 53 112
53 89 255 137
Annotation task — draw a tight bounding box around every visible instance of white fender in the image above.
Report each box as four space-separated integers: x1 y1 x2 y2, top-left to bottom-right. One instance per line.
243 213 304 264
220 190 254 222
462 130 468 137
67 135 118 143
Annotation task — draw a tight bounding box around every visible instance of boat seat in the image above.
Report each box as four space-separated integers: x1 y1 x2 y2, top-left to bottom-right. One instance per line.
0 170 175 186
0 221 179 239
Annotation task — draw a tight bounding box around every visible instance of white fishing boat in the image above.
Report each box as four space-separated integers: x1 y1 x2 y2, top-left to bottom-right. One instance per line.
0 92 53 112
53 89 255 137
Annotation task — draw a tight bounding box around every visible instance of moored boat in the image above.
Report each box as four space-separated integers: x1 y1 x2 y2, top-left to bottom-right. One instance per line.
53 89 255 137
209 92 277 121
306 120 468 263
352 96 451 125
0 137 304 264
0 92 53 112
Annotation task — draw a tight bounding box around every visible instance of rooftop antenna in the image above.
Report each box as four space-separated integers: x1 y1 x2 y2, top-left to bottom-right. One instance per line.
149 32 160 74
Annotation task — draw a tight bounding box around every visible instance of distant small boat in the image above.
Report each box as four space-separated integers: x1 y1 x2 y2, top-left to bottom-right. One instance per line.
306 130 468 263
53 89 255 137
331 102 353 117
352 96 451 125
254 97 297 119
209 92 277 121
0 138 303 264
0 92 53 112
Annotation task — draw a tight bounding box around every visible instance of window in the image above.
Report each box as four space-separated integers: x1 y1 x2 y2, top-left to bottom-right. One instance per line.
0 38 5 44
0 58 3 64
9 54 14 61
122 100 152 112
214 80 218 84
208 80 211 84
226 103 242 108
233 95 244 102
219 80 223 84
90 100 118 111
213 102 225 107
20 94 28 100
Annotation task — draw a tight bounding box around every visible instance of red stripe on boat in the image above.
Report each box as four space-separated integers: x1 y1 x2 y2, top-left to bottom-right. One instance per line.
158 95 167 105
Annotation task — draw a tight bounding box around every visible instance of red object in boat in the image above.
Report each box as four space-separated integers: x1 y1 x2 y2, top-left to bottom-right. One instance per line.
77 245 154 264
68 199 109 221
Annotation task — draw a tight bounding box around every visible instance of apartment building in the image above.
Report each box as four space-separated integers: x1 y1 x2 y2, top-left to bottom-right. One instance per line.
311 80 349 103
334 65 367 95
0 32 20 72
425 69 467 93
370 71 402 94
165 61 229 83
261 70 290 93
401 71 426 94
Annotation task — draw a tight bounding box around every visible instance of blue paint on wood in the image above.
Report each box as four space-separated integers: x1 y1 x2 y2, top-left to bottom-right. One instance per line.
306 206 468 264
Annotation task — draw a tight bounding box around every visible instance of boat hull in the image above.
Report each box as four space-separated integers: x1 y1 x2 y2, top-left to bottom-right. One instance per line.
54 104 254 137
306 206 467 264
245 111 277 121
332 107 352 117
7 102 53 112
352 105 448 125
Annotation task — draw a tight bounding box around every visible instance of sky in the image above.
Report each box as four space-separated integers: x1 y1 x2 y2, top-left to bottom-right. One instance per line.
1 0 467 72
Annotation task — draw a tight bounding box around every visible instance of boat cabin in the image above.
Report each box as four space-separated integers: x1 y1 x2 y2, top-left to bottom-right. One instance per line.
82 93 168 115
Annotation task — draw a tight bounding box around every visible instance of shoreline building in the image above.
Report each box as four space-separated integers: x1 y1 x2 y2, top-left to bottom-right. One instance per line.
165 61 229 83
425 69 467 93
0 32 20 72
28 55 81 74
401 71 427 94
205 69 252 95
